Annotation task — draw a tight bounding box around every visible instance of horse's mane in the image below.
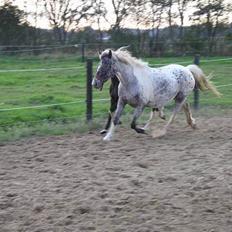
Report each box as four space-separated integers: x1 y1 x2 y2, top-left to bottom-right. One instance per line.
102 47 148 68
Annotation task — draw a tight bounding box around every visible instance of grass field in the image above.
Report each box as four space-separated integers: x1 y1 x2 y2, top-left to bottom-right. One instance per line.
0 54 231 141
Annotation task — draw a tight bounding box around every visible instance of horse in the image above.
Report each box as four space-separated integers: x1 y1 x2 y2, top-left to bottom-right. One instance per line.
100 73 166 135
92 48 221 141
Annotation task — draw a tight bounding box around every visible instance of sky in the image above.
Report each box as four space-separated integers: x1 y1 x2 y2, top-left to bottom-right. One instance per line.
4 0 114 29
1 0 232 30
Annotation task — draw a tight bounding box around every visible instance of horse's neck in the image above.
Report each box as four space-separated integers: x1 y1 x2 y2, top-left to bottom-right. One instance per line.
115 62 137 87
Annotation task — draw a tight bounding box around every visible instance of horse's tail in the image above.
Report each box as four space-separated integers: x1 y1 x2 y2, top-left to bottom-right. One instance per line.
187 64 221 97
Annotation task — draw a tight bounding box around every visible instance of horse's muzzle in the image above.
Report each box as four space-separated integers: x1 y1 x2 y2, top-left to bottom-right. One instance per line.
92 78 103 91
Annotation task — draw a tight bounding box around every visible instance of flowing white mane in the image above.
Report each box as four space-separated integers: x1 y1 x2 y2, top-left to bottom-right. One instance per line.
102 48 148 68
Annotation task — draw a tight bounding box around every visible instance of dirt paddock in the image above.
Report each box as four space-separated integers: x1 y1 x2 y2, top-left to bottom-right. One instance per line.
0 116 232 232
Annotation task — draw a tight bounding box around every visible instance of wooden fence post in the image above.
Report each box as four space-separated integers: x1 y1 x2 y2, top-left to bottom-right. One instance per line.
193 54 200 110
86 59 93 122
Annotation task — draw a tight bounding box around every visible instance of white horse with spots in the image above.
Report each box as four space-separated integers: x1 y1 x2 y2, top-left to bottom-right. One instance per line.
92 48 221 141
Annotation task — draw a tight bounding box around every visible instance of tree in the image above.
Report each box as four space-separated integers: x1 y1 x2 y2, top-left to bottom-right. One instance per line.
177 0 190 39
92 0 107 43
128 0 149 54
0 2 29 45
43 0 94 44
110 0 132 30
147 0 166 56
192 0 231 53
167 0 175 38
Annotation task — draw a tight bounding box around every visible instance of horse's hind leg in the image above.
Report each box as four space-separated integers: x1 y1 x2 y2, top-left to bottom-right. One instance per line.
165 94 186 129
143 107 166 131
158 107 166 120
153 93 186 138
142 109 154 131
131 106 146 134
182 102 196 129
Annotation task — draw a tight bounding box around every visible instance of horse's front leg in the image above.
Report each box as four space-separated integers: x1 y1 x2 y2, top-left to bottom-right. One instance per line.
103 98 126 141
100 96 118 134
131 106 146 134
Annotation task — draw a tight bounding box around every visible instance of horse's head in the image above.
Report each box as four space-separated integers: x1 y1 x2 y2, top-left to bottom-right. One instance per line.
92 49 116 91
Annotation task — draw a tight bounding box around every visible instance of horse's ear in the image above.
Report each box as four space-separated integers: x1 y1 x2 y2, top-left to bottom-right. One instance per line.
108 50 112 59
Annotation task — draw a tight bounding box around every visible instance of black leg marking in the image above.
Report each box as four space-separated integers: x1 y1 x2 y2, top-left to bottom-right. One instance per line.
152 108 159 112
112 98 126 126
131 120 146 134
102 81 119 134
130 107 146 134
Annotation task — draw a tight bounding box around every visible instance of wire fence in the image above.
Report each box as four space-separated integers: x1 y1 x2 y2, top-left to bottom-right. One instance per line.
1 40 232 56
0 79 231 113
0 49 231 131
0 66 85 73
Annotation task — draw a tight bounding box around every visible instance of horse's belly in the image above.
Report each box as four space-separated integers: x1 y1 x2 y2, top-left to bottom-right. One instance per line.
138 78 156 104
152 78 179 107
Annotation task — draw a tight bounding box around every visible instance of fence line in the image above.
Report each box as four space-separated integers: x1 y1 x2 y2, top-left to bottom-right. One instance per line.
0 100 84 112
0 57 231 73
0 45 79 53
0 43 130 51
216 83 232 88
0 66 85 73
197 99 232 104
0 56 231 119
1 82 231 111
1 80 231 113
0 44 80 48
200 57 232 63
150 57 232 67
0 98 110 112
0 39 229 48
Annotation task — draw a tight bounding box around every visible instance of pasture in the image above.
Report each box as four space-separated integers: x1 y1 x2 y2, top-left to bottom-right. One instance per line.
0 54 231 141
0 54 232 231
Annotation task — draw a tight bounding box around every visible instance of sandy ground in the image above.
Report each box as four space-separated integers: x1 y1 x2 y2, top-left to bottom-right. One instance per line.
0 116 232 232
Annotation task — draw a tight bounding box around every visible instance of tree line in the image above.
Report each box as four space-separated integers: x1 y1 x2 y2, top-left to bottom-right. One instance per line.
0 0 232 56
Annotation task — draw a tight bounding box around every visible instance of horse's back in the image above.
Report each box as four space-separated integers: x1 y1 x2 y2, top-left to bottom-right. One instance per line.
155 64 195 93
143 64 195 107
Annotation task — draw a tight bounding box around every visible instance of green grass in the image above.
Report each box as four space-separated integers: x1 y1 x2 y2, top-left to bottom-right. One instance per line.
0 54 231 142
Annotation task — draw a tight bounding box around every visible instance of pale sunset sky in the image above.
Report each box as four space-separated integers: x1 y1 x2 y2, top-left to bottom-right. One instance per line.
1 0 232 30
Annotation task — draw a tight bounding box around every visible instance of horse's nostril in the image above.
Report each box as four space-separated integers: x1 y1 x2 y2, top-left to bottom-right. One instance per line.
92 78 102 89
92 79 97 87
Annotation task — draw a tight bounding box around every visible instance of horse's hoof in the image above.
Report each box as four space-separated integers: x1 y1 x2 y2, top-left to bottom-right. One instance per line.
191 123 197 129
142 127 148 131
103 134 112 141
160 115 166 120
135 128 147 134
190 119 197 129
100 129 107 134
